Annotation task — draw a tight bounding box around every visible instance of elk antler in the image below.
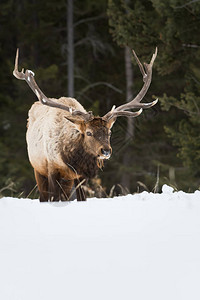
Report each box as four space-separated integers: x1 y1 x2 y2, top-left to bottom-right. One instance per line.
103 48 158 121
13 49 93 121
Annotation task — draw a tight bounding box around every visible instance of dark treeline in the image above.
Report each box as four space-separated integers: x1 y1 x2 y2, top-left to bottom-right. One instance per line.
0 0 200 197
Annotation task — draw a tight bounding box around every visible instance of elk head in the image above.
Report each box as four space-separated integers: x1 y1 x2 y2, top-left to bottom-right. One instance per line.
13 48 158 163
64 114 113 160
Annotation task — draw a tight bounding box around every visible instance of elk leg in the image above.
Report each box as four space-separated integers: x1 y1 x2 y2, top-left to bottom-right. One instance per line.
34 170 48 202
59 179 74 201
74 178 86 201
48 172 61 201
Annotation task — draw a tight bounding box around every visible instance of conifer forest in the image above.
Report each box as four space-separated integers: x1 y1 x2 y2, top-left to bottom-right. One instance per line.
1 0 200 197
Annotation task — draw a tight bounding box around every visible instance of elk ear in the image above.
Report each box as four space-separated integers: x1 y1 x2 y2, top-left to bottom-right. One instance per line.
107 117 116 129
64 116 85 132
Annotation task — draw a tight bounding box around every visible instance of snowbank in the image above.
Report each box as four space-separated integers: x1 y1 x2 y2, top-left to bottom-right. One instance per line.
0 185 200 300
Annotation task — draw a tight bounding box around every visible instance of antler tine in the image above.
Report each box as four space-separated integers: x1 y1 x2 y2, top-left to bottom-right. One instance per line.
103 48 158 121
132 49 146 79
106 108 143 121
13 49 93 121
13 48 26 80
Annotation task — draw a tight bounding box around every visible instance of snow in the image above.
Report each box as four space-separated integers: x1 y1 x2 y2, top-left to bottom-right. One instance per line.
0 186 200 300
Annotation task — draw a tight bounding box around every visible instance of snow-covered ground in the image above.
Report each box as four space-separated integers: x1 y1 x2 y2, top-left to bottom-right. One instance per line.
0 185 200 300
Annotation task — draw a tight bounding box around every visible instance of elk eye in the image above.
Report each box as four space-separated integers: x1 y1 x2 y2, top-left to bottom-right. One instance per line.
86 131 92 136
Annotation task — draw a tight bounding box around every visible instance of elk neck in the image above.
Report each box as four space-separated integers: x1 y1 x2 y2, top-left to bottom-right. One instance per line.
60 134 99 178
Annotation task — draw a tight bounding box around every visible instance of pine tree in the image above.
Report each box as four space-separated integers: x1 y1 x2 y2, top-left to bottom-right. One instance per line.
107 0 200 191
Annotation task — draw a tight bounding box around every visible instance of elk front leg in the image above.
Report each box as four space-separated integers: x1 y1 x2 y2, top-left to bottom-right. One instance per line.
59 179 74 201
74 178 86 201
48 172 61 201
34 170 48 202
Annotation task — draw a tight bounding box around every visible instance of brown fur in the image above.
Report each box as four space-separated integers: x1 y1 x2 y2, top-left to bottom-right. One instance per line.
26 97 113 201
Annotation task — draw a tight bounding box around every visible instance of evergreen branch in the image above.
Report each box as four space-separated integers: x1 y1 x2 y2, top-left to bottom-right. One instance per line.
77 82 123 98
74 14 106 28
182 43 200 48
175 0 200 9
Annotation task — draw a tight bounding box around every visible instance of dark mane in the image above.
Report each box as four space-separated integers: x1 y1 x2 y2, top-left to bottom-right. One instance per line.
61 142 99 178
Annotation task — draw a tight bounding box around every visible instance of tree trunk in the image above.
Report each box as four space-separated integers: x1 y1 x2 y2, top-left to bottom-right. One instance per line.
67 0 74 97
121 46 134 191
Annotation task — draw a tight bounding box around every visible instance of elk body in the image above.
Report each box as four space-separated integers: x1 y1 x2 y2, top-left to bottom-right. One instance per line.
13 48 158 201
26 97 113 201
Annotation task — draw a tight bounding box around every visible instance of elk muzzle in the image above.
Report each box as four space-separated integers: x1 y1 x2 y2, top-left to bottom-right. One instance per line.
99 146 112 159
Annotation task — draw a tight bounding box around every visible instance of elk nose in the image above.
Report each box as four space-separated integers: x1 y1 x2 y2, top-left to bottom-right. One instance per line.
101 148 111 158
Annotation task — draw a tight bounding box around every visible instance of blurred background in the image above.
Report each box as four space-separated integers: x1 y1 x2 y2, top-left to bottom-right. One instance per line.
0 0 200 198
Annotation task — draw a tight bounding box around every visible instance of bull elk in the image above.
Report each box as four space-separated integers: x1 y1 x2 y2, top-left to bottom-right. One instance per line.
13 48 158 201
